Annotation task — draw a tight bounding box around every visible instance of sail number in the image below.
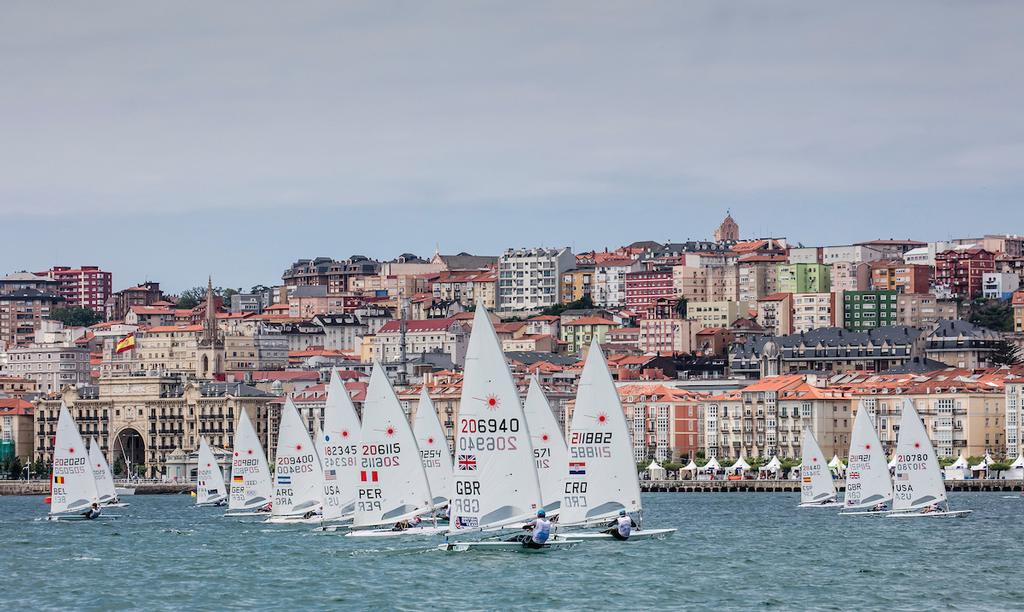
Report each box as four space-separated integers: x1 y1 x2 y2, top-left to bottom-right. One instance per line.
570 432 613 444
459 435 517 452
461 418 520 433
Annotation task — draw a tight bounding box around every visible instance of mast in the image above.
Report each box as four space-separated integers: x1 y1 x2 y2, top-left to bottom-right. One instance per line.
397 290 408 386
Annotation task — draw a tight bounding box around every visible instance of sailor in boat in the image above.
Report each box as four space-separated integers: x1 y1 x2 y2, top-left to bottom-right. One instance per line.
604 509 638 541
871 502 888 512
257 502 272 513
513 508 552 549
391 515 423 531
920 503 941 514
302 509 319 520
82 502 102 520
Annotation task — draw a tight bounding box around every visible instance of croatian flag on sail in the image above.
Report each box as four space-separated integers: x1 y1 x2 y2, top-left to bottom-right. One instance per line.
569 461 586 476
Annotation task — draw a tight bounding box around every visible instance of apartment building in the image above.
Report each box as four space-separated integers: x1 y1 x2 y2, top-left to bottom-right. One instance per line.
894 293 958 327
791 292 836 333
38 266 112 312
592 259 641 307
934 248 995 299
842 290 898 332
778 263 831 293
497 247 575 311
1 346 91 394
624 270 675 319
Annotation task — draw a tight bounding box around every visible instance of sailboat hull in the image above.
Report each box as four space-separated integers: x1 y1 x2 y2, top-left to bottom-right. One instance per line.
888 510 972 519
554 528 676 542
839 509 889 516
437 540 581 552
798 502 841 508
346 526 447 538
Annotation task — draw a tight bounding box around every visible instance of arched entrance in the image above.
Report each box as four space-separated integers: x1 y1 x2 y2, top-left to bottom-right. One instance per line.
111 427 146 478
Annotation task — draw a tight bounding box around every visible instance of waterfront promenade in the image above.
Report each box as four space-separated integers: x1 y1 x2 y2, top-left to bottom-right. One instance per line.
641 479 1024 493
0 480 193 496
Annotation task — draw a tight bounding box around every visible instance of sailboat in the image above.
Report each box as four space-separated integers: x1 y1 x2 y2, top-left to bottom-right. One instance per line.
439 307 577 552
522 376 568 515
48 403 104 521
347 363 443 538
267 397 325 523
225 409 273 517
319 370 362 525
195 437 228 507
88 437 128 507
556 340 676 541
798 427 840 508
412 385 453 509
889 399 971 519
840 401 892 515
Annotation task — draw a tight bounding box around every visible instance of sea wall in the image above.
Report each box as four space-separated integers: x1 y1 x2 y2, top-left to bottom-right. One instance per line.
641 479 1024 493
0 481 195 496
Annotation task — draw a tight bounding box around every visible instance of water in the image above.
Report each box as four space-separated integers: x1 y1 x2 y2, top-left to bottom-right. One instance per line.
1 492 1020 610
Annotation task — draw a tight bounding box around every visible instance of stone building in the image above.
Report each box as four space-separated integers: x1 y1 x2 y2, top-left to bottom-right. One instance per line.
34 376 277 478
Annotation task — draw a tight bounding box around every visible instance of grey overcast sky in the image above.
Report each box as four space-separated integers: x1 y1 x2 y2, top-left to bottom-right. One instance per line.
2 2 1023 292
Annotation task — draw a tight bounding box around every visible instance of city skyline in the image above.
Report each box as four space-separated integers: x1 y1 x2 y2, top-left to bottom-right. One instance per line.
3 2 1024 290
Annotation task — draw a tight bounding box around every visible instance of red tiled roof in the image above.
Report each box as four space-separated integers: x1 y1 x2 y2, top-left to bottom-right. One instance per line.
145 324 203 333
528 315 560 321
0 399 33 415
378 318 459 333
1013 290 1024 305
563 317 617 326
758 293 791 302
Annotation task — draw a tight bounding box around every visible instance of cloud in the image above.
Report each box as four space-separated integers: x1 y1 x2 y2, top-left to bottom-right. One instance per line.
1 2 1023 217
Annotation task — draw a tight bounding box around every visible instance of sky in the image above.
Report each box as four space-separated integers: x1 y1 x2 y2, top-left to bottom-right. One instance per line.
2 2 1023 293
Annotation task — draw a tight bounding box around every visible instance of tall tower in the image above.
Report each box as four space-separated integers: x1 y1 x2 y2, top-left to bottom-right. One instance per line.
197 277 224 380
714 211 740 242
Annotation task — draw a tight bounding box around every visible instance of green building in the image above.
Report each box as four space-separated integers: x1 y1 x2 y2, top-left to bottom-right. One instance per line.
777 263 831 293
843 290 898 331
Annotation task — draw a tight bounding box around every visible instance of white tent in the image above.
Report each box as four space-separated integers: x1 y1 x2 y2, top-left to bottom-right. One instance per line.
699 457 721 472
970 453 994 479
828 454 846 477
728 456 752 475
758 456 782 479
680 460 698 480
1007 454 1024 480
788 462 802 480
646 459 666 480
697 457 721 480
944 453 970 481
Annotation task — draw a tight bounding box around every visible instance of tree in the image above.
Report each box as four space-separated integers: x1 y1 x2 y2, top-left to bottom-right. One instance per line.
992 341 1023 366
31 458 51 478
968 299 1013 332
48 306 103 327
113 456 126 477
541 295 594 317
1 456 23 480
674 296 688 318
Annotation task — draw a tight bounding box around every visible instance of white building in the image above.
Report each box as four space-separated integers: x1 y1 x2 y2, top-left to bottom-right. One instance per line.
1008 382 1023 458
1 345 91 394
592 259 641 307
904 241 976 266
792 293 836 333
497 247 575 311
371 318 470 367
822 245 884 265
982 273 1020 300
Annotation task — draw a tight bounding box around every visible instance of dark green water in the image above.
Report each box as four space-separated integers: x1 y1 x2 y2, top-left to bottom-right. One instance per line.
1 492 1019 610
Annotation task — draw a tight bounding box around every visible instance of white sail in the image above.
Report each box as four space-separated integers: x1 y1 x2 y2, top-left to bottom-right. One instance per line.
229 409 273 511
843 402 893 510
892 399 947 512
449 307 542 533
522 376 568 512
561 340 642 525
88 437 117 504
272 397 324 518
353 363 434 528
50 403 99 515
196 437 227 505
320 371 361 521
800 428 836 504
412 386 453 506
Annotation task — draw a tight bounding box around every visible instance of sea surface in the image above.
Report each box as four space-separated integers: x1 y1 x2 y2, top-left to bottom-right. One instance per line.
1 492 1020 611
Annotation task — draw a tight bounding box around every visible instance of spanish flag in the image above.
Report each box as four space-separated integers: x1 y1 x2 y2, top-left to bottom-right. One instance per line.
115 334 136 354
